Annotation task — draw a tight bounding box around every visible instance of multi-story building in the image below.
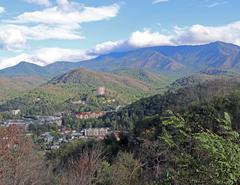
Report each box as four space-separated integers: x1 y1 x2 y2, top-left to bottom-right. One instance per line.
82 128 110 137
75 111 107 119
97 86 105 96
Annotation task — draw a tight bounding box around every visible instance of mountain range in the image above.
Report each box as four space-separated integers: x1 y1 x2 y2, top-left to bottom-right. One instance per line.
1 41 240 78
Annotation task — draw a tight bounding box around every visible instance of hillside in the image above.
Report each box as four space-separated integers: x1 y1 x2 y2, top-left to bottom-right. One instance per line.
49 68 150 90
0 62 46 77
102 75 240 129
1 67 240 116
111 68 168 84
74 41 240 72
168 69 240 90
0 61 80 78
0 76 45 102
0 68 169 115
1 42 240 78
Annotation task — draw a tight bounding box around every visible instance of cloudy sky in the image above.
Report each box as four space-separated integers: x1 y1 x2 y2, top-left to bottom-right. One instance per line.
0 0 239 69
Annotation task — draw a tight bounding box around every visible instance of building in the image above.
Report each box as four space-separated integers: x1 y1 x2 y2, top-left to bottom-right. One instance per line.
97 86 105 96
23 115 62 126
41 132 54 143
82 128 110 137
10 109 21 116
4 120 28 130
72 100 86 105
71 132 82 139
75 111 107 120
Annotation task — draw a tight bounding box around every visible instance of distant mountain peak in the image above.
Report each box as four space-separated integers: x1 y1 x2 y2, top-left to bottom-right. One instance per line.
208 41 239 48
17 61 40 66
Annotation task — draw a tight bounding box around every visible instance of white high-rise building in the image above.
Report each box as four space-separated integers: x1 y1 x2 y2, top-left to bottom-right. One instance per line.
97 86 105 96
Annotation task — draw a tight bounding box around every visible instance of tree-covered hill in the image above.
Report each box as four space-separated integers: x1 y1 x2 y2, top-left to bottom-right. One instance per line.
0 76 45 102
0 68 169 115
110 68 169 89
168 69 240 90
102 77 240 130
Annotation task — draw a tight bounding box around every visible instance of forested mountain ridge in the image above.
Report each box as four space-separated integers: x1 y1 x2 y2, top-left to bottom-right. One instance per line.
1 41 240 78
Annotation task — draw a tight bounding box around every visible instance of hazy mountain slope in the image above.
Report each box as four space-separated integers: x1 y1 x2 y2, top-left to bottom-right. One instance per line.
152 41 240 69
43 61 81 77
76 49 186 71
0 76 45 101
76 41 240 72
1 42 240 78
0 62 46 77
0 61 80 79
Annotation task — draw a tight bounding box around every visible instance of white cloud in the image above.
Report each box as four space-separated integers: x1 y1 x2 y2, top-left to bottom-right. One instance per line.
13 3 120 26
90 30 173 55
173 21 240 45
91 21 240 54
15 24 82 40
33 48 95 65
0 6 5 14
0 48 96 69
0 27 26 50
91 40 128 55
128 30 172 47
90 30 172 55
0 53 32 69
23 0 52 7
0 24 83 50
152 0 169 4
56 0 78 11
0 1 120 50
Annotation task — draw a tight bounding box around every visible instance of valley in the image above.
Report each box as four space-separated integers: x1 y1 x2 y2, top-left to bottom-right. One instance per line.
1 42 240 185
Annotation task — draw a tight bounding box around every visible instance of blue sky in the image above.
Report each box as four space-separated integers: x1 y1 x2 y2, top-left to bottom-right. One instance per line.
0 0 239 69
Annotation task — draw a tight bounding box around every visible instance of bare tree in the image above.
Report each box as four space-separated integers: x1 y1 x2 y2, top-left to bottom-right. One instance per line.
0 126 52 185
57 145 104 185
